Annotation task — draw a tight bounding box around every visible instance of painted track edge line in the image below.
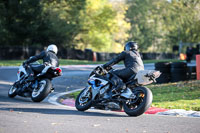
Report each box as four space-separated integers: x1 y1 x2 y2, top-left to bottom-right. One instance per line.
48 89 83 108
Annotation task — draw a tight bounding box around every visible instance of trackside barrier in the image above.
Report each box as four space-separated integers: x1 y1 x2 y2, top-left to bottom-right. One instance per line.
0 46 179 60
93 52 97 62
196 55 200 80
155 61 197 83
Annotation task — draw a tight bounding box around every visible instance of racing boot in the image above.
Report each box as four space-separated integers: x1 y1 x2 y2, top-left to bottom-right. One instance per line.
110 74 126 95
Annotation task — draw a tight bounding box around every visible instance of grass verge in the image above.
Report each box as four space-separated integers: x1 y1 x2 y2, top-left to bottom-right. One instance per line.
150 80 200 111
69 80 200 111
0 59 181 66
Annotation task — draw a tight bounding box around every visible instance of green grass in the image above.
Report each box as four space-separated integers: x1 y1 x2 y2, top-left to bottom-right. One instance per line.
149 80 200 111
0 60 26 66
69 91 81 99
59 59 106 65
0 59 181 66
143 59 181 64
69 80 200 111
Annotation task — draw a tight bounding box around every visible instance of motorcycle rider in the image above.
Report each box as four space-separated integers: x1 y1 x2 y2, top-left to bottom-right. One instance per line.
102 41 144 93
23 44 59 81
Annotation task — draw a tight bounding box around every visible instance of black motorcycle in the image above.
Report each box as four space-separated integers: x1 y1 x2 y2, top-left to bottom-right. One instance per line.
8 62 62 102
75 66 160 116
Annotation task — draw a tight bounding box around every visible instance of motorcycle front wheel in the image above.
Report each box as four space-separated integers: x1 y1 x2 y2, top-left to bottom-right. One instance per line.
31 79 52 102
123 86 152 117
75 86 92 111
8 83 18 98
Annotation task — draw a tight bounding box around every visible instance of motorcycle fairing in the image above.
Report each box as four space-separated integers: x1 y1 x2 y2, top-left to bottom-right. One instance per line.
17 65 27 81
88 75 109 100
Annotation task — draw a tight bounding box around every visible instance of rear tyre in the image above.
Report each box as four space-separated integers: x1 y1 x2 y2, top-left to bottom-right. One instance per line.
31 79 52 102
123 87 152 117
75 86 92 111
8 83 18 98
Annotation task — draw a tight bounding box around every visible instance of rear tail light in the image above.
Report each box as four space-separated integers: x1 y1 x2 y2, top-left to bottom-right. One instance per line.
56 68 62 73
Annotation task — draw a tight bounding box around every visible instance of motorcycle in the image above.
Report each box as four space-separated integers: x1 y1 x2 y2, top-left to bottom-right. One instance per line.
75 66 161 116
8 61 62 102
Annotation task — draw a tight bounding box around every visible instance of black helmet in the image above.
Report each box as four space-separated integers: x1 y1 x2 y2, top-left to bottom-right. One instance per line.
124 41 138 51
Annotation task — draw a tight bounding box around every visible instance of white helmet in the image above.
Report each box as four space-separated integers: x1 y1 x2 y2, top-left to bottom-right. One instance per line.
47 44 58 54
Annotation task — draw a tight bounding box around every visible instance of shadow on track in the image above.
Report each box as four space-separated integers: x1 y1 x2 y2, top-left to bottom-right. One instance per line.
0 107 127 117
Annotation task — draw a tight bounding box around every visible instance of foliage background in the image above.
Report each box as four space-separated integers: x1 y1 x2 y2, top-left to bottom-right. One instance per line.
0 0 200 53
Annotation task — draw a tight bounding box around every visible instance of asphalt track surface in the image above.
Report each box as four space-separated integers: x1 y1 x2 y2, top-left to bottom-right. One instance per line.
0 64 200 133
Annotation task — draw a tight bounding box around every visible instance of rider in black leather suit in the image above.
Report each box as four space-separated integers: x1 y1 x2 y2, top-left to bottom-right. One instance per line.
103 41 144 92
23 44 59 81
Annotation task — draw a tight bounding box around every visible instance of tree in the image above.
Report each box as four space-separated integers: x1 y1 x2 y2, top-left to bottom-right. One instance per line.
126 0 164 52
75 0 130 52
0 0 46 46
41 0 86 48
126 0 200 52
0 0 130 53
161 0 200 45
0 0 86 48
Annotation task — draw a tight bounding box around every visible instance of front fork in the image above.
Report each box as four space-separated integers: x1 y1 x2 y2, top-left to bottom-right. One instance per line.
83 85 91 97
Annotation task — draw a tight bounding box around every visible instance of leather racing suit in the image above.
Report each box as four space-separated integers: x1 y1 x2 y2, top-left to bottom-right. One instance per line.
25 50 59 80
103 50 144 92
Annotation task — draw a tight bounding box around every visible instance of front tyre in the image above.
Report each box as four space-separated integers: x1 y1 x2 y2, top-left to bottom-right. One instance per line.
123 87 152 117
8 83 18 98
31 79 52 102
75 86 92 111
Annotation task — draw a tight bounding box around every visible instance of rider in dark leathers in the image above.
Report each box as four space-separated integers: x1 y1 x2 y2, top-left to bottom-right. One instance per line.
103 41 144 92
23 44 59 81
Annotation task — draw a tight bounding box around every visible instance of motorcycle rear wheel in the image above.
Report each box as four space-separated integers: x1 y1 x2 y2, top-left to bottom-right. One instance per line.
123 86 152 117
31 79 52 102
75 86 92 111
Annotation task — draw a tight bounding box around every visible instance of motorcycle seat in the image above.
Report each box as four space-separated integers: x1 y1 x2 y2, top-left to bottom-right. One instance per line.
125 74 136 84
30 64 45 74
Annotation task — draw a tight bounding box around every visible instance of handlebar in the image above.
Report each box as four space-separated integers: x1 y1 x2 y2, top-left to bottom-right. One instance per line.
92 66 113 76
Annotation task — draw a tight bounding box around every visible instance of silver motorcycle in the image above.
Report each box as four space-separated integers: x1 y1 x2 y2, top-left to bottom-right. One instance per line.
75 66 161 116
8 61 62 102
